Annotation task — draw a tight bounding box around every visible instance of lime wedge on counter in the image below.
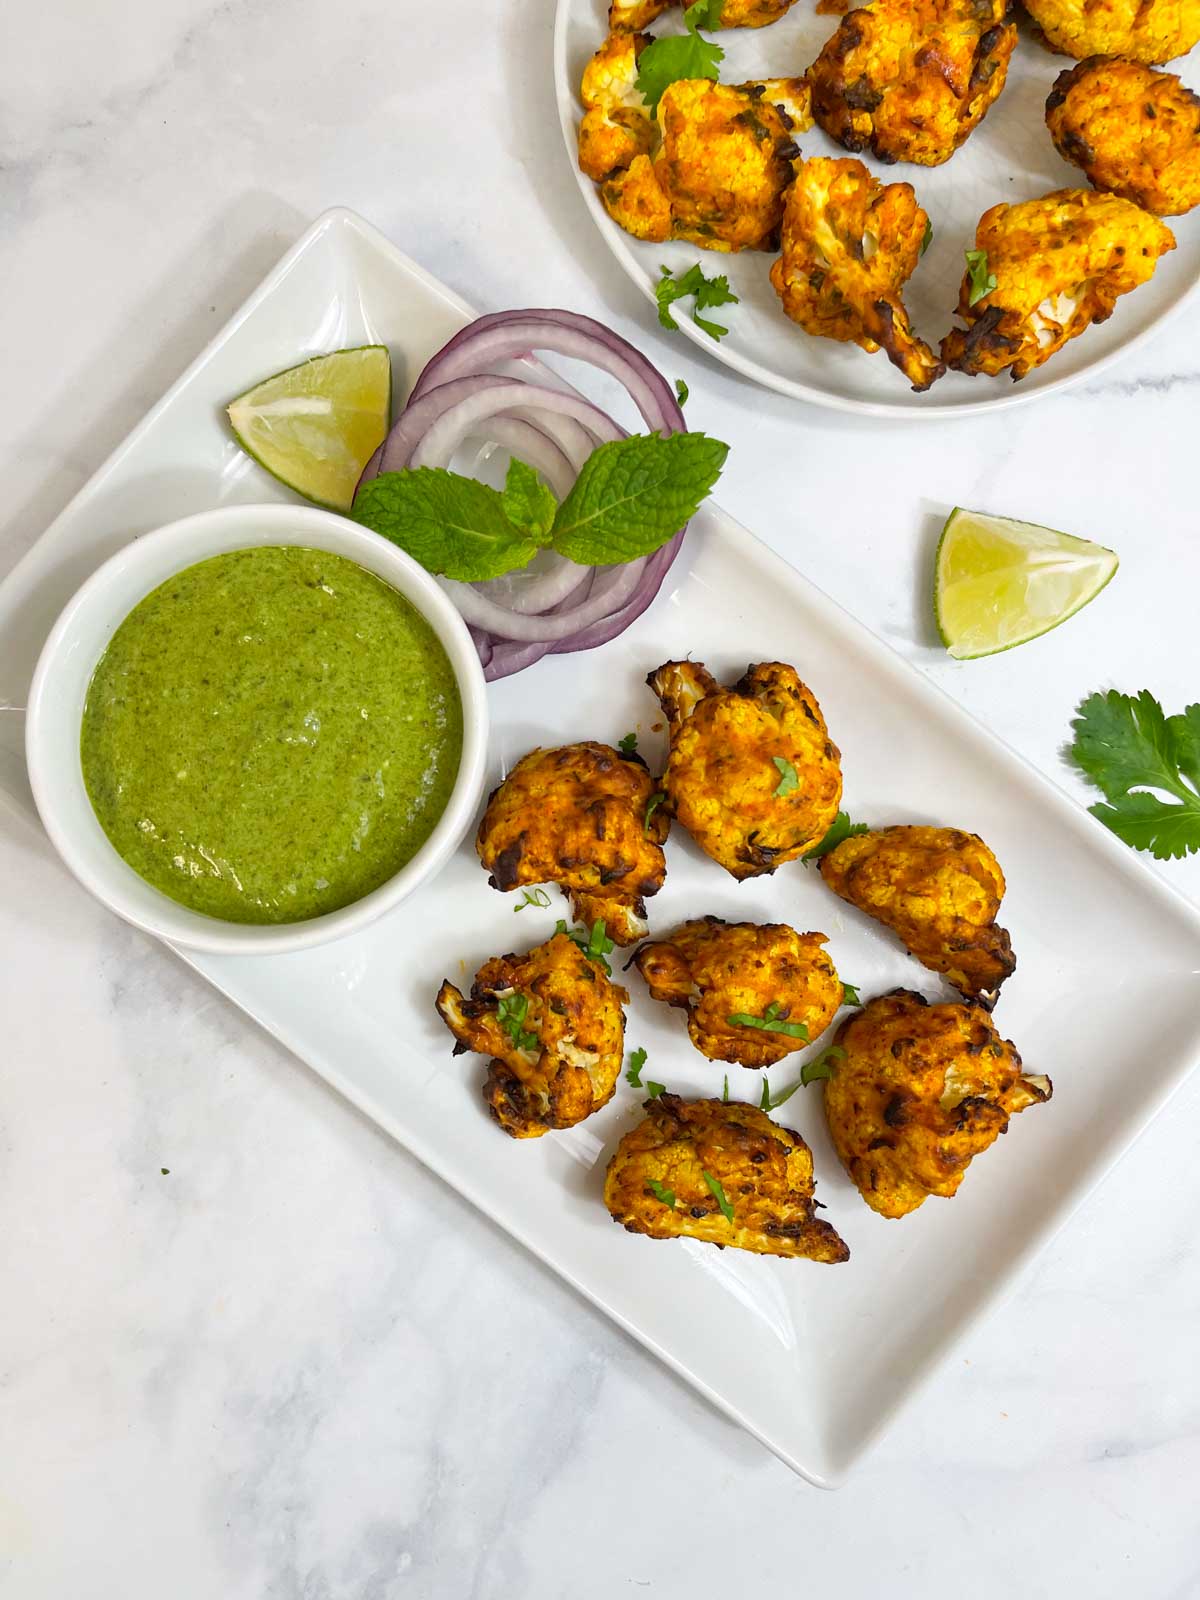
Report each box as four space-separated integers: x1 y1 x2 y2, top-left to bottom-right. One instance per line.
226 347 391 512
934 508 1118 660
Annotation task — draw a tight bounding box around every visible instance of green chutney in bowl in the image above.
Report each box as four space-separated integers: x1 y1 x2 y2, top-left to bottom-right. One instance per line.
80 545 463 924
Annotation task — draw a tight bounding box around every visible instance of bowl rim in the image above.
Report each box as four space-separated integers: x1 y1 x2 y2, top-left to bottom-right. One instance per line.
24 503 489 955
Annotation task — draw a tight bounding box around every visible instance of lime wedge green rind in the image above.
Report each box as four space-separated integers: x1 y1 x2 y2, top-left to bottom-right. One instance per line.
934 507 1119 661
226 346 392 513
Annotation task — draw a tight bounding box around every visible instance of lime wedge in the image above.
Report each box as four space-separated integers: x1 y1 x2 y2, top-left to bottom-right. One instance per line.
226 347 391 512
934 507 1118 661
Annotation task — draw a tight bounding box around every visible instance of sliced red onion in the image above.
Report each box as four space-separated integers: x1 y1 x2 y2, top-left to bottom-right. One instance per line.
442 557 642 643
410 383 622 471
476 556 592 616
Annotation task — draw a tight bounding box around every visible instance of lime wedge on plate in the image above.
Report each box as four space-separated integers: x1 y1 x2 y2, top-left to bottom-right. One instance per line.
226 346 391 512
934 507 1118 660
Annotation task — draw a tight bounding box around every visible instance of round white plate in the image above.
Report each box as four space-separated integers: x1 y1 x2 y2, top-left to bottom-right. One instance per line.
554 0 1200 415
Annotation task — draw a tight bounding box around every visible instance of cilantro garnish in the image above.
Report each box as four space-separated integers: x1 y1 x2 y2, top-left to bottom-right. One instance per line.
635 0 725 112
1069 689 1200 860
656 263 739 341
514 887 551 913
759 1076 772 1112
647 1178 677 1208
644 790 667 834
921 218 933 256
353 432 727 582
727 1001 809 1040
626 1045 648 1087
803 811 869 862
841 981 861 1007
675 379 689 406
772 756 799 796
965 248 997 307
496 992 539 1052
722 1073 730 1103
645 1079 666 1098
702 1169 734 1223
619 732 639 756
769 1045 846 1106
556 917 616 974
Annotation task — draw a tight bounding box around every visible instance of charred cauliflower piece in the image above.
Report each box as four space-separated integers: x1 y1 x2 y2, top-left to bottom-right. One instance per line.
436 931 629 1139
649 660 842 879
604 1094 850 1258
609 0 801 26
634 917 843 1067
824 990 1051 1218
579 31 657 182
819 824 1016 1004
1024 0 1200 63
1046 57 1200 216
599 78 805 251
807 0 1016 166
770 155 944 391
477 742 668 945
941 188 1175 380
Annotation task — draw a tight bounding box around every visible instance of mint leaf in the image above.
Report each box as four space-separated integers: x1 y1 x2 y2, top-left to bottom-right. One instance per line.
550 431 727 566
657 264 739 340
502 458 557 540
772 756 799 796
1069 690 1200 860
635 3 725 112
647 1178 676 1208
354 468 538 580
965 248 997 307
626 1046 647 1087
702 1169 734 1223
803 811 869 862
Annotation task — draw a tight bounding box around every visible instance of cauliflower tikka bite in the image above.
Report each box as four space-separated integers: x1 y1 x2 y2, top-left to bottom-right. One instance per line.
819 824 1016 1004
476 741 669 945
823 990 1051 1219
807 0 1017 166
579 31 658 182
941 188 1175 380
1023 0 1200 63
436 931 629 1139
770 155 944 391
608 0 802 27
605 1094 850 1259
649 660 843 879
634 916 843 1066
1046 57 1200 216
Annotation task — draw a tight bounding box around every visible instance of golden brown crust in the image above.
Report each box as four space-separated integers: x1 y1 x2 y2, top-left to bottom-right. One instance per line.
609 0 801 26
604 1094 850 1258
819 824 1015 1003
476 742 669 945
1023 0 1200 63
940 188 1175 380
578 32 658 183
770 155 944 391
436 932 629 1139
1046 56 1200 216
649 660 843 879
634 916 843 1066
807 0 1016 166
823 990 1052 1218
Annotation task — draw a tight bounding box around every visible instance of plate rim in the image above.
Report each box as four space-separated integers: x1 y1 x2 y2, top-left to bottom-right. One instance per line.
551 0 1200 419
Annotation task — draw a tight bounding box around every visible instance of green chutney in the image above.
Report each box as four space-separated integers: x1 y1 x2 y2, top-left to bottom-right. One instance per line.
81 546 463 923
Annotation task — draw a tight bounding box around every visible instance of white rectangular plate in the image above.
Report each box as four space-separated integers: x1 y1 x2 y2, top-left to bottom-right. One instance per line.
3 209 1199 1486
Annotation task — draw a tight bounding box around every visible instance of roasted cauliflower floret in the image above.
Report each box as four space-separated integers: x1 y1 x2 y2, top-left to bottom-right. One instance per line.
579 31 657 181
807 0 1016 166
770 155 944 391
824 990 1051 1218
1023 0 1200 63
819 824 1016 1004
604 1094 850 1258
476 742 669 945
941 188 1175 380
609 0 802 26
634 917 843 1066
436 931 629 1139
599 78 805 251
649 660 842 879
1046 57 1200 216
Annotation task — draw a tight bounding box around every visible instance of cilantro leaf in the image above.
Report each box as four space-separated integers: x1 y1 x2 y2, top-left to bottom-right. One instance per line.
635 1 725 112
626 1046 647 1087
1069 689 1200 860
841 981 861 1007
555 917 615 974
727 1001 809 1040
619 732 639 756
965 248 997 307
772 756 799 796
647 1178 676 1208
645 791 667 833
702 1169 734 1223
353 468 540 580
801 1045 845 1086
645 1080 666 1098
803 811 869 862
496 992 539 1052
722 1073 730 1103
921 217 933 256
759 1076 772 1112
657 263 739 340
551 431 728 566
501 458 557 539
514 887 551 913
675 379 689 406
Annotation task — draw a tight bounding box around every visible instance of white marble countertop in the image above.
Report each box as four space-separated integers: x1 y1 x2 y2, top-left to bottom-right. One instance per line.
3 2 1199 1594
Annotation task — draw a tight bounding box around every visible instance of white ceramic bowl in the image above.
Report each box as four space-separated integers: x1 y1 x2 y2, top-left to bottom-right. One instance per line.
25 504 489 955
